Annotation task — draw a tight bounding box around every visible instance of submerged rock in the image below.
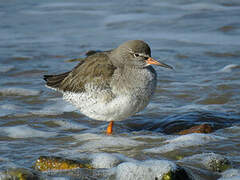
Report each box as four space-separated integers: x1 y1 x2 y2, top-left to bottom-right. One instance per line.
203 153 231 172
0 168 39 180
90 153 122 168
34 156 93 172
178 124 212 135
180 153 231 172
116 160 191 180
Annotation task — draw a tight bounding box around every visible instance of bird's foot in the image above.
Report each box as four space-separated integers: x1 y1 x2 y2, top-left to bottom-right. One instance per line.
106 121 114 135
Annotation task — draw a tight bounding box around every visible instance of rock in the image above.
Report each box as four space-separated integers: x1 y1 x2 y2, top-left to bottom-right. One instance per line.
34 156 93 172
178 124 212 135
116 160 191 180
0 168 39 180
180 153 231 172
90 153 122 168
203 153 231 172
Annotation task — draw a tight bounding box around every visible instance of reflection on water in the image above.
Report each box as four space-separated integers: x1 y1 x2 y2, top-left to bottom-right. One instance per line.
0 0 240 179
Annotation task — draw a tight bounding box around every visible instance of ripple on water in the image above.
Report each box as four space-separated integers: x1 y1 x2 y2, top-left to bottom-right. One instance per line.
0 65 15 73
0 104 22 117
55 120 88 131
0 87 40 96
220 169 240 180
0 125 57 138
31 98 76 116
144 133 226 154
75 133 145 152
197 93 232 105
219 64 240 73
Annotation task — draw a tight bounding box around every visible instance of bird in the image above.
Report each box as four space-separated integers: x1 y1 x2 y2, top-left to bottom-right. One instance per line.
43 40 172 135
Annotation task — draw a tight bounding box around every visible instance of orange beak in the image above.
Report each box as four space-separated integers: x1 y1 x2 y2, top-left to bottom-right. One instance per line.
146 57 173 69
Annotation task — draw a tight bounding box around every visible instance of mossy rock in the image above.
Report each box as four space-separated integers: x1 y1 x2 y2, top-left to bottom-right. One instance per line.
180 153 231 173
203 154 231 172
34 156 93 172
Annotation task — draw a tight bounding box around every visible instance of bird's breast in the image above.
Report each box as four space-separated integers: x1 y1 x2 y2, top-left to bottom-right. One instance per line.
111 67 157 97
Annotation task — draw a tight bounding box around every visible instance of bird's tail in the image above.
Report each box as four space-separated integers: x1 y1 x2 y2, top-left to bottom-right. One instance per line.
43 71 70 90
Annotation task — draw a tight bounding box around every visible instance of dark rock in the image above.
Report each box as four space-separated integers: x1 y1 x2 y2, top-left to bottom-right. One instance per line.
178 124 212 135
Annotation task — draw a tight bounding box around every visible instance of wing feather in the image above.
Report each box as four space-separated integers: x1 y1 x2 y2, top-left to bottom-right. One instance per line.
44 52 116 93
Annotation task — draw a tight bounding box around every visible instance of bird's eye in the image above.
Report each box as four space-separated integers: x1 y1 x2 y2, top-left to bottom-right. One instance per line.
133 53 140 57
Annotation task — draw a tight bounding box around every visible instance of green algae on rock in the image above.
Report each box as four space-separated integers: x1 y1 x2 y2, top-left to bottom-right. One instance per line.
34 156 93 172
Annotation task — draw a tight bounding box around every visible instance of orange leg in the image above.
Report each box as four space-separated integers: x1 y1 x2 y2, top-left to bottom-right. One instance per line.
106 121 114 135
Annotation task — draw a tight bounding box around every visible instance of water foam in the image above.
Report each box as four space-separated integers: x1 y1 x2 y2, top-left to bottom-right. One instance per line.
90 153 122 168
0 104 22 117
219 64 240 73
220 169 240 180
31 98 76 116
1 125 57 138
75 133 145 152
56 120 88 130
0 65 14 73
0 87 40 96
116 160 177 180
144 133 226 153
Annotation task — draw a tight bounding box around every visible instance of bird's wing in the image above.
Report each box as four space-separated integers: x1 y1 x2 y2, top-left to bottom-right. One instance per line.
44 52 116 93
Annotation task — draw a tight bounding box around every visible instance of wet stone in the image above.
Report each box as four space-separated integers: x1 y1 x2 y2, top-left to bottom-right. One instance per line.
180 153 231 173
202 154 231 172
34 156 93 172
115 160 191 180
90 153 122 168
0 168 39 180
178 124 213 135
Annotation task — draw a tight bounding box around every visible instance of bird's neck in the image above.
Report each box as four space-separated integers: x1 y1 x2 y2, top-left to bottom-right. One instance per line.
111 66 154 94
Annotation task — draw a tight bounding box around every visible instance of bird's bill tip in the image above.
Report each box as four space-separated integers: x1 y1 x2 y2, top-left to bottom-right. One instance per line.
146 57 173 69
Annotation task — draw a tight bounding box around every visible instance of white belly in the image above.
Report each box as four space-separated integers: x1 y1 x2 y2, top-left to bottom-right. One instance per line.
62 67 157 121
63 91 151 121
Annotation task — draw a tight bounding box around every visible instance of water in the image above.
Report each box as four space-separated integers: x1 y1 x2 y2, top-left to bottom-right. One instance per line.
0 0 240 179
